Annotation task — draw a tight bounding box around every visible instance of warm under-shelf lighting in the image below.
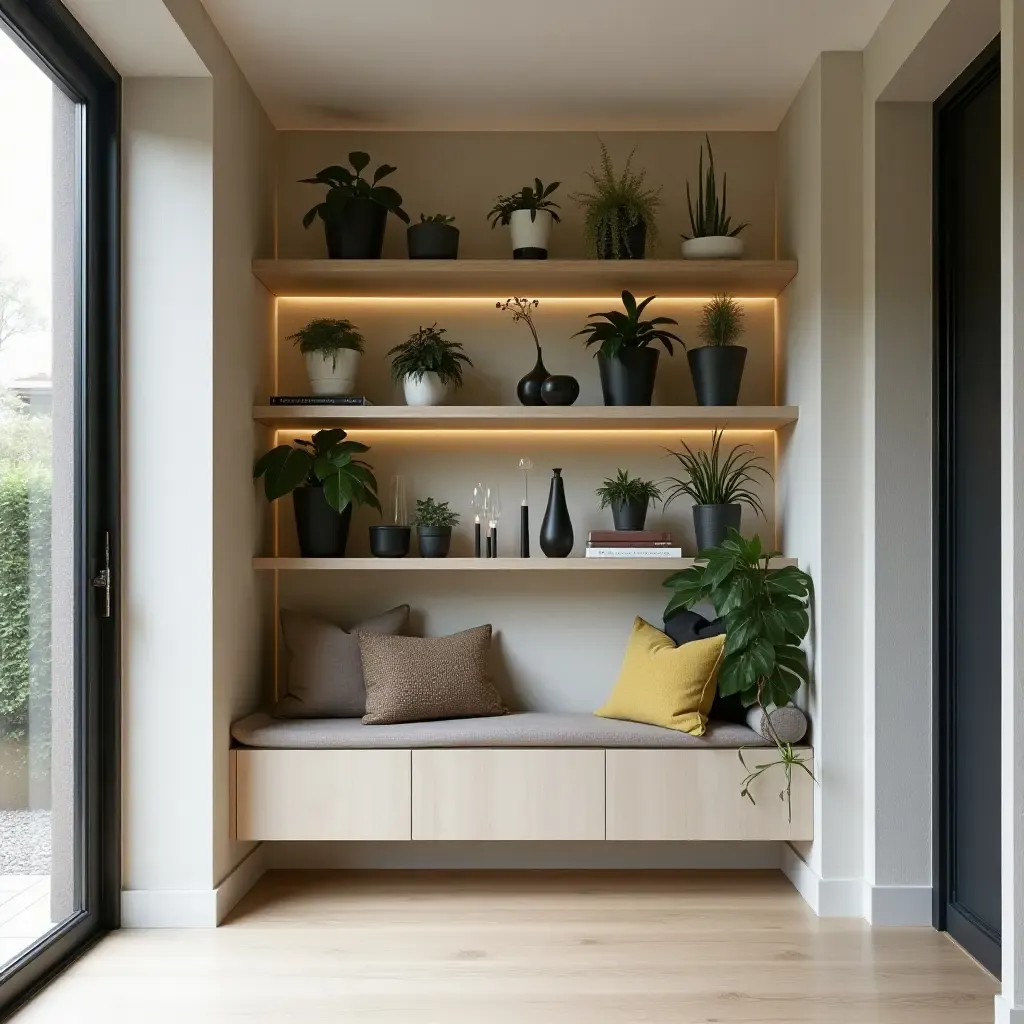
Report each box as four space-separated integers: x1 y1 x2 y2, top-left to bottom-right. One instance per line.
273 428 780 440
276 296 778 305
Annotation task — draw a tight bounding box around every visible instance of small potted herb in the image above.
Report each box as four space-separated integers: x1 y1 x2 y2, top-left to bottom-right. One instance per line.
596 469 663 531
487 179 561 259
407 213 459 260
570 141 661 259
289 317 364 396
253 429 380 558
301 151 409 259
574 290 681 406
661 429 770 550
689 295 746 405
388 324 473 406
413 497 460 558
681 135 748 260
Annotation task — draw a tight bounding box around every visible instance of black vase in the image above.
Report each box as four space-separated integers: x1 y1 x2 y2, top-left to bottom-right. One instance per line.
324 197 388 259
293 486 353 557
540 468 574 557
369 524 411 557
611 498 648 531
407 222 459 259
692 503 742 552
599 215 647 259
597 348 660 406
540 375 580 406
517 349 550 406
417 525 452 557
687 346 748 406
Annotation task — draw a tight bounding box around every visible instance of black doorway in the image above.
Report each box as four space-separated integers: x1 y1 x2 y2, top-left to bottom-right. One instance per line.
934 37 1002 977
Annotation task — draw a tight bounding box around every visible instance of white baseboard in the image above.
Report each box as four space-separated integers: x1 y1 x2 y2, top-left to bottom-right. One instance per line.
121 845 266 928
864 882 932 926
780 846 864 918
996 996 1024 1023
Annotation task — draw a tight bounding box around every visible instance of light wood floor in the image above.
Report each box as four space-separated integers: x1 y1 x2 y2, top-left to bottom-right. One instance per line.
12 870 997 1023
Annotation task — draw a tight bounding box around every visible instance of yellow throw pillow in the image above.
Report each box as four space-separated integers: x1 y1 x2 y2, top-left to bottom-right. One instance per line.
595 617 725 736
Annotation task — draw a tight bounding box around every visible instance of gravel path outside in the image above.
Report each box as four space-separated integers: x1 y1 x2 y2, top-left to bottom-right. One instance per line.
0 809 51 875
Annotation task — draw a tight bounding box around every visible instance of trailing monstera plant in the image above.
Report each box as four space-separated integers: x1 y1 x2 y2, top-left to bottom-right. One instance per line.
663 530 815 818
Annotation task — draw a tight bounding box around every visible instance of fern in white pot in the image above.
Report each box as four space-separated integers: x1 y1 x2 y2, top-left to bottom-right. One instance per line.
290 317 364 395
387 324 473 407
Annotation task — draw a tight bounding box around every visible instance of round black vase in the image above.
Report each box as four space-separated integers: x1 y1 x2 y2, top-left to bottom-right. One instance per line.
407 222 459 259
540 468 574 557
597 348 660 406
692 503 742 552
611 497 648 531
293 486 353 557
687 346 748 406
540 375 580 406
324 197 388 259
417 525 452 557
369 524 411 558
517 349 550 406
599 215 647 259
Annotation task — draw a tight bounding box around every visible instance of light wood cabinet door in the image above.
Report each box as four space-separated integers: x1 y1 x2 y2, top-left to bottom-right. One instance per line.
605 748 814 841
412 749 606 840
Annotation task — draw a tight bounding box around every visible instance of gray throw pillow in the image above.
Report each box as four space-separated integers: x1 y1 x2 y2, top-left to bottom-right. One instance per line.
274 606 409 718
745 703 809 744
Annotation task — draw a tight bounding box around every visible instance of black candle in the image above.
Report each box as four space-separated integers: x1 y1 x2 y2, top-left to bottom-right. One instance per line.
474 519 481 558
520 504 530 558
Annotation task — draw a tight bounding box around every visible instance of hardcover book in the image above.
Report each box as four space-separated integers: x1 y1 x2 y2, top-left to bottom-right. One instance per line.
585 547 683 558
268 395 374 406
588 530 672 544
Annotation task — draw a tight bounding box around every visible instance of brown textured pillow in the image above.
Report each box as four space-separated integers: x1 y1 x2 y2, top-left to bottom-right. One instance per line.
359 625 506 725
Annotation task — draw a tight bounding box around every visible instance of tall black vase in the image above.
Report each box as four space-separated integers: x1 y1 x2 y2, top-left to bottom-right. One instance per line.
517 348 550 405
540 468 574 557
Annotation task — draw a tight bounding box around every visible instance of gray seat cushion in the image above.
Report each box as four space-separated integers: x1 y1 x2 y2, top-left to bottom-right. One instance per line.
230 711 772 750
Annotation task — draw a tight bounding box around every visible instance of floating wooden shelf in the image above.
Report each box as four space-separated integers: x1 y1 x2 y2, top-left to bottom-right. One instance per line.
253 557 798 571
252 258 798 299
255 404 798 431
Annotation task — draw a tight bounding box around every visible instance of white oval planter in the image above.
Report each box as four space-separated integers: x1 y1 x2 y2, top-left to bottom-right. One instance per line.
403 372 448 407
680 235 745 260
509 209 552 258
304 349 361 395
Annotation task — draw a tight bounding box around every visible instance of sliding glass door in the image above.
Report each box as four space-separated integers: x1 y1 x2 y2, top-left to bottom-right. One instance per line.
0 0 118 1012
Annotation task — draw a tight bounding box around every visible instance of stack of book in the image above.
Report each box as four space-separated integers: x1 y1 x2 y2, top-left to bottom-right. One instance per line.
585 530 682 559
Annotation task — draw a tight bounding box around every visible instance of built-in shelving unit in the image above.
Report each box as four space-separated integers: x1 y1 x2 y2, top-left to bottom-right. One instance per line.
253 557 798 571
252 258 798 299
255 405 799 431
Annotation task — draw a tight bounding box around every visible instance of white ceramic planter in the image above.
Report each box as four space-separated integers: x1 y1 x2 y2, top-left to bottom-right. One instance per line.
304 349 361 395
680 235 745 260
509 209 552 258
403 371 448 407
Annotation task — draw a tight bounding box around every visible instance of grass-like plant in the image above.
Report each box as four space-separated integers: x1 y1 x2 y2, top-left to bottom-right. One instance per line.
662 429 770 514
697 295 745 347
574 290 682 360
253 428 381 514
288 318 364 370
301 151 409 229
413 497 460 529
387 324 473 388
570 140 662 257
488 179 561 227
684 135 748 240
418 213 455 225
595 469 662 511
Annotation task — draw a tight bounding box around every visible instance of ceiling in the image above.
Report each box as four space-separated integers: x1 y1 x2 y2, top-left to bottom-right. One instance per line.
197 0 896 131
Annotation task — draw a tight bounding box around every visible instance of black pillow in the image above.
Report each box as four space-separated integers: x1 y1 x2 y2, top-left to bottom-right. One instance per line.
662 610 745 723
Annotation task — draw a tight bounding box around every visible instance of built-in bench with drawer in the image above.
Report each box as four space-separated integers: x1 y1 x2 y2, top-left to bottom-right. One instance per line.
229 712 814 843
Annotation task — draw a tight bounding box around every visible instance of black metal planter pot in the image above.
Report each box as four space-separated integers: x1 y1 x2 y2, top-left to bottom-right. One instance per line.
293 486 353 557
692 503 741 552
407 222 460 259
325 197 389 259
611 498 648 531
599 216 647 259
598 348 660 406
417 525 452 557
687 345 747 406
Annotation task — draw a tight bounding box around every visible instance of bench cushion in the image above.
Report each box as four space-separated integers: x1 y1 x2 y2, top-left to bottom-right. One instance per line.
230 711 771 750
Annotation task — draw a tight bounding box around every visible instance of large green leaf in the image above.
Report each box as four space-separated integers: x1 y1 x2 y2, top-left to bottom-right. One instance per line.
348 151 370 175
312 428 348 454
261 447 310 501
321 472 355 513
765 565 812 598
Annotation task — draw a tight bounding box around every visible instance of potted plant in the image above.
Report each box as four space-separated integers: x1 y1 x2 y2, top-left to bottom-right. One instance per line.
300 151 409 259
663 530 815 819
662 429 770 550
407 213 459 259
288 317 364 396
387 324 473 406
253 428 381 558
596 469 662 531
681 135 748 260
413 497 460 557
569 141 661 259
487 179 561 259
689 295 747 405
574 290 681 406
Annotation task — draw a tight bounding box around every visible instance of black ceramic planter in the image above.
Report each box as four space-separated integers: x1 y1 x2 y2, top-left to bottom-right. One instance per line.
692 503 741 552
611 498 648 532
540 375 580 406
517 349 550 405
597 348 660 406
293 486 353 558
407 222 459 259
369 524 411 558
599 215 646 259
688 346 747 406
417 525 452 557
324 197 388 259
540 468 574 557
